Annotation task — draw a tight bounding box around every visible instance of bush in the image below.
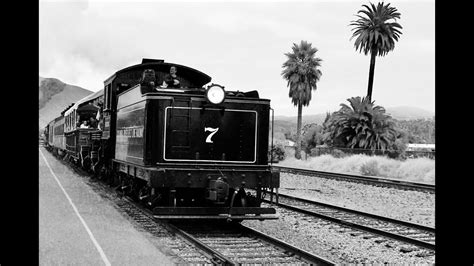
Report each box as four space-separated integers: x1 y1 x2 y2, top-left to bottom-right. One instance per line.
310 147 320 157
393 157 435 183
360 160 380 176
277 153 435 184
284 146 295 159
386 138 408 159
269 144 286 162
331 149 347 158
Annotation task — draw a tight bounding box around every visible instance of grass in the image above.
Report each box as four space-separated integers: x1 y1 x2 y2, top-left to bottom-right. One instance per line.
275 154 435 184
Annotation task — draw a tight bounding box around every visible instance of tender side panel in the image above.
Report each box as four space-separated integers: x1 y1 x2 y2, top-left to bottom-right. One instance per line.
164 107 257 163
115 93 146 164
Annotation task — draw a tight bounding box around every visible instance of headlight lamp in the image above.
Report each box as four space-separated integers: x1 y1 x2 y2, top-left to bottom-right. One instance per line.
205 84 226 104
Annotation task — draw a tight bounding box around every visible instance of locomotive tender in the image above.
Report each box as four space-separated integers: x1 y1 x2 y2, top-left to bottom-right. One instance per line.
44 58 280 221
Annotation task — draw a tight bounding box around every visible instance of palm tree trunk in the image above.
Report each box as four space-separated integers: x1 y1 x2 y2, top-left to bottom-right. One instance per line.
295 102 302 159
366 50 377 101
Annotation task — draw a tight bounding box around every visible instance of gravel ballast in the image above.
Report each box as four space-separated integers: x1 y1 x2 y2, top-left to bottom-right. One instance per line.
243 172 435 264
278 172 435 227
243 206 435 264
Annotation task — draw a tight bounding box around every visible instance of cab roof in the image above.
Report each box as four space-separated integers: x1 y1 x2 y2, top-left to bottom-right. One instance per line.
64 89 104 116
104 58 212 88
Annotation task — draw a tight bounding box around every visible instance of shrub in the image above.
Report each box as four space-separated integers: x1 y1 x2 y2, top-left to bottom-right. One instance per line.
269 144 286 162
360 160 380 176
387 138 408 159
277 153 435 184
310 147 320 157
284 146 295 159
393 157 435 183
332 149 346 158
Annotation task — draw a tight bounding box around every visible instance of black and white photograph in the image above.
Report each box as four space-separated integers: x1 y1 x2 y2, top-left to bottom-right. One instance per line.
39 0 435 264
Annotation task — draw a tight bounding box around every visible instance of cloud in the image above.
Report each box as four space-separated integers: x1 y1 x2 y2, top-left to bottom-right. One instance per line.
39 1 434 114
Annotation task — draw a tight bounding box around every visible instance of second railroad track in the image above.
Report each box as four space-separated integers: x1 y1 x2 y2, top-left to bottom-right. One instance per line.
272 165 435 193
263 192 435 251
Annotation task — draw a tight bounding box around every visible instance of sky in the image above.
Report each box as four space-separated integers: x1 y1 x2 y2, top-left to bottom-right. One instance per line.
39 0 435 117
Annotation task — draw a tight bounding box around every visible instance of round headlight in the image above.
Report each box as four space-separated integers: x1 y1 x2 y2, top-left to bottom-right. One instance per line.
206 84 226 104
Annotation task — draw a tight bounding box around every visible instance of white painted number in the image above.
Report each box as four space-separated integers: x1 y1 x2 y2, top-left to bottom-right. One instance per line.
204 127 219 143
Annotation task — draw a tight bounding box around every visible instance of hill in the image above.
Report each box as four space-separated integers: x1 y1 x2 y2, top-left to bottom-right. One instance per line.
274 113 327 126
274 106 434 126
39 77 93 129
384 106 434 121
273 106 435 142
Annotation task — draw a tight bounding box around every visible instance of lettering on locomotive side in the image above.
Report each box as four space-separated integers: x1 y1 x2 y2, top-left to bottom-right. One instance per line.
204 127 219 143
116 126 144 138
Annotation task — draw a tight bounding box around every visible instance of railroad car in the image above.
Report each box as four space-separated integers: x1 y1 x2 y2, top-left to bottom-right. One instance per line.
46 115 66 156
44 58 280 221
62 90 104 169
44 123 51 149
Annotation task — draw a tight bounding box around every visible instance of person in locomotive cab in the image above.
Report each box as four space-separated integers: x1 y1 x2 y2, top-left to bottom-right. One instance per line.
76 114 81 128
80 120 90 129
89 117 98 129
139 69 157 94
161 65 181 88
96 102 103 130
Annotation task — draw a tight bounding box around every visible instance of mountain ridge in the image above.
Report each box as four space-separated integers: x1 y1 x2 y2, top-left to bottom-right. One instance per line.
275 106 434 125
39 76 93 129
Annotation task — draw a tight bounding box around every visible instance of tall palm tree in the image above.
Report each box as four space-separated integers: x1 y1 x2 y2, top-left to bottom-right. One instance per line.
282 40 322 159
350 2 402 101
327 96 397 151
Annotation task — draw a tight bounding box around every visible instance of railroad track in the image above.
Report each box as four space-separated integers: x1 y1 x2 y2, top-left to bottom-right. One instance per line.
116 195 335 265
57 153 335 265
263 192 435 251
169 220 335 265
272 165 435 193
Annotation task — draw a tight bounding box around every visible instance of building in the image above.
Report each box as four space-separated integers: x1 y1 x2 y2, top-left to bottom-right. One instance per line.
406 143 435 152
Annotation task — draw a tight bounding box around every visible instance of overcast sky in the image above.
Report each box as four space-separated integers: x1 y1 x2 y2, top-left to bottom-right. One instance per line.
39 0 434 116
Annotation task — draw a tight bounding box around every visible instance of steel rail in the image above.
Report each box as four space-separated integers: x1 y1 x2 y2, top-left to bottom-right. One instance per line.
263 193 435 250
118 196 234 265
162 222 236 265
119 190 334 264
272 165 435 193
236 223 336 265
274 193 435 232
170 220 335 265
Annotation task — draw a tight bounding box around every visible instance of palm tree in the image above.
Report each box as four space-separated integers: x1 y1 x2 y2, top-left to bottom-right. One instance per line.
281 40 322 159
327 96 397 151
350 2 402 101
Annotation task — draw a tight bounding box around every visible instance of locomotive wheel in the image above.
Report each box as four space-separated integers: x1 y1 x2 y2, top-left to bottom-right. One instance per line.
147 193 162 208
92 161 102 177
109 171 117 187
94 163 105 180
100 164 110 183
81 156 91 171
138 186 151 204
109 170 120 187
128 179 141 201
115 175 126 196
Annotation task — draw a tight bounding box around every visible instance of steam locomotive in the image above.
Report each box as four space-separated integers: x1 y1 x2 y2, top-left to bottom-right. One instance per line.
44 58 280 221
